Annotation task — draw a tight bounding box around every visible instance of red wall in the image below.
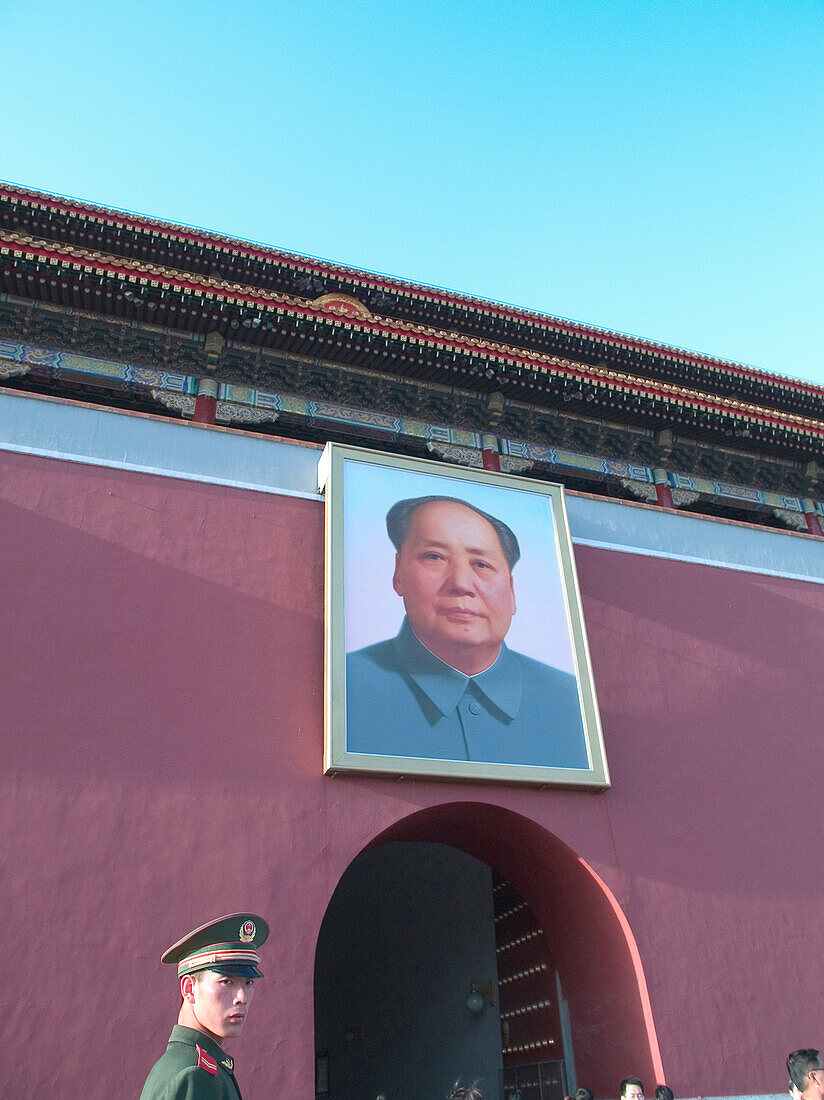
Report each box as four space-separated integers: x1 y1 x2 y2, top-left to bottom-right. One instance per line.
2 447 823 1098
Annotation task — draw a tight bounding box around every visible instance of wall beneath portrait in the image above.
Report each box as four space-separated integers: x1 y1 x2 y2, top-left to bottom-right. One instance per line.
4 407 824 1100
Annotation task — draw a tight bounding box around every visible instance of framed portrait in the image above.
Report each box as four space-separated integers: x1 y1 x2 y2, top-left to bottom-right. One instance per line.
319 443 609 788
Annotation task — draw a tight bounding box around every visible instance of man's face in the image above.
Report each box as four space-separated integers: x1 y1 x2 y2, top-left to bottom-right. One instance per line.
623 1087 644 1100
392 500 516 675
188 970 256 1043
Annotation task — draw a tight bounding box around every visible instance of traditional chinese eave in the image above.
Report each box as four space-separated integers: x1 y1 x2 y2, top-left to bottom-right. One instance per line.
2 226 823 462
2 183 823 535
2 182 822 418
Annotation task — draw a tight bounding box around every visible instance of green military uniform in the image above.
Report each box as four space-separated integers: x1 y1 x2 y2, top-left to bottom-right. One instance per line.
140 913 269 1100
140 1025 244 1100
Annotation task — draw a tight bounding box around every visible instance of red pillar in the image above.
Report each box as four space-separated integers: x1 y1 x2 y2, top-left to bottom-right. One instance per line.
653 469 674 509
481 433 501 472
193 378 218 424
803 502 823 536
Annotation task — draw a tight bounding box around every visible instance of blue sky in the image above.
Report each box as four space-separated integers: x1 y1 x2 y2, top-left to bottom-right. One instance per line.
4 1 823 386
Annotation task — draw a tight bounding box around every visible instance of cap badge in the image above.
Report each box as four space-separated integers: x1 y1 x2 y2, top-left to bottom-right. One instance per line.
239 920 256 943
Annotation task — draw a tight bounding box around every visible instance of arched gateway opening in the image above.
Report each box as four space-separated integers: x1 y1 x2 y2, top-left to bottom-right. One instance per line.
314 803 662 1100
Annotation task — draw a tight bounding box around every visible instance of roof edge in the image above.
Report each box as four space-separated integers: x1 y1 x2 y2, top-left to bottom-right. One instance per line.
2 180 819 398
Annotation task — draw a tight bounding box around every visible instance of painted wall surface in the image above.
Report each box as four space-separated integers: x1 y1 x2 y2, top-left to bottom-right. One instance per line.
3 443 824 1099
314 842 502 1100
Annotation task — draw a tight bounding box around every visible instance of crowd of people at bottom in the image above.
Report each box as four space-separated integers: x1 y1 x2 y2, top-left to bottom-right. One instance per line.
566 1080 674 1100
455 1051 824 1100
458 1075 672 1100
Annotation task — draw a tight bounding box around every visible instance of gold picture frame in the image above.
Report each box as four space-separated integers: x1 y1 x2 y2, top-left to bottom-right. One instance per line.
320 443 609 788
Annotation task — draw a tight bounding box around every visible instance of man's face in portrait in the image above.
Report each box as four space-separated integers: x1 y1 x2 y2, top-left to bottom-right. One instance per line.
392 499 516 675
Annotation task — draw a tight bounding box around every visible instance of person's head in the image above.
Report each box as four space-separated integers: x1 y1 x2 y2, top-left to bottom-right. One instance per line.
447 1083 483 1100
788 1051 824 1097
576 1088 594 1100
179 968 256 1044
386 496 520 675
655 1087 673 1100
161 912 269 1047
621 1079 644 1100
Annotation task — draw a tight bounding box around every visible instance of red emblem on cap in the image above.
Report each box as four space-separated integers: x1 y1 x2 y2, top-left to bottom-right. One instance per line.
196 1046 219 1075
239 920 256 942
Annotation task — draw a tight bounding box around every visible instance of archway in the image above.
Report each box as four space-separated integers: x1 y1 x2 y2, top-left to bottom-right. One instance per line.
314 802 662 1100
314 841 503 1100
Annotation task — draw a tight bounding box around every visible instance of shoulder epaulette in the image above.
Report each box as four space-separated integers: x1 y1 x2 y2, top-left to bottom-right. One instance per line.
196 1045 219 1076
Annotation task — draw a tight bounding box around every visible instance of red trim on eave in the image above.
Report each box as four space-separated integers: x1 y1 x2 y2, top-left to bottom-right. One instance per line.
2 183 821 398
4 234 824 439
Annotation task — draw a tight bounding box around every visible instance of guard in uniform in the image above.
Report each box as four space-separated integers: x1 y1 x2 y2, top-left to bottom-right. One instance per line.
140 913 269 1100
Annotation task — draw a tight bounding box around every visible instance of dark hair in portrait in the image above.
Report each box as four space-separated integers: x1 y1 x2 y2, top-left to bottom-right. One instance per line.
576 1088 594 1100
788 1051 821 1091
386 496 521 571
655 1087 674 1100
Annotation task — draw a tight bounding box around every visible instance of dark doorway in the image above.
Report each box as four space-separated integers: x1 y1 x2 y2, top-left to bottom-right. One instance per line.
314 842 503 1100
